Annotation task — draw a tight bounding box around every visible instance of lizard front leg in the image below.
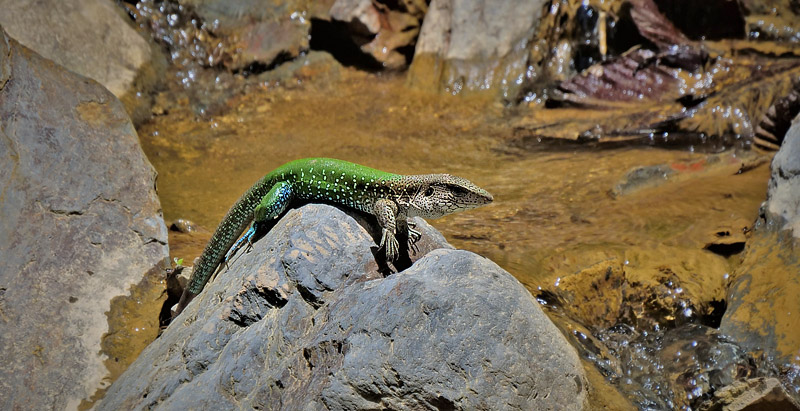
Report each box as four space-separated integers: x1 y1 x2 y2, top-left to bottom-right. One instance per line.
373 198 400 261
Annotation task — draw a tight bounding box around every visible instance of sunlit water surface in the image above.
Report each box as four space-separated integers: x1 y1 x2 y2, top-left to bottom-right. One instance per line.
137 70 772 407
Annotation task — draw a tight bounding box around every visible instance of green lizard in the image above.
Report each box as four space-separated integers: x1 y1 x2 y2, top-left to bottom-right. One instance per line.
172 158 493 317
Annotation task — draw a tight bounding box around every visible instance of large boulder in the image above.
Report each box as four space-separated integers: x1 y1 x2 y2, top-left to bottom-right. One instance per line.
721 114 800 386
0 28 168 409
0 0 165 123
100 204 588 410
407 0 547 100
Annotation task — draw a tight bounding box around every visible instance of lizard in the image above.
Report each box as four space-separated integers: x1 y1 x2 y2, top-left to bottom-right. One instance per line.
172 157 493 318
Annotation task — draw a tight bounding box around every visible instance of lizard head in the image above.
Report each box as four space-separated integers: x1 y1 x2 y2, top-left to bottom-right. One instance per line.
405 174 493 219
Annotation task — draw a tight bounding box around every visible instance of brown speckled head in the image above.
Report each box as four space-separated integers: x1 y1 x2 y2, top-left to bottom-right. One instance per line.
402 174 493 219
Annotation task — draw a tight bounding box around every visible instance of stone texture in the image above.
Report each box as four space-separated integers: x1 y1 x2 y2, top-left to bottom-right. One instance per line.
407 0 547 99
0 0 165 122
177 0 312 70
764 117 800 235
0 28 168 409
721 114 800 388
100 204 588 410
699 377 800 410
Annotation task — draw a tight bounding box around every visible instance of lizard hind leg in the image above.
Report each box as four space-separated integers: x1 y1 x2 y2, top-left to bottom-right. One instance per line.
225 226 256 263
226 181 294 263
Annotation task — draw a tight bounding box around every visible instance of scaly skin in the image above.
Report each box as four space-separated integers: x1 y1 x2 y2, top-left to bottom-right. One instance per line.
172 158 493 318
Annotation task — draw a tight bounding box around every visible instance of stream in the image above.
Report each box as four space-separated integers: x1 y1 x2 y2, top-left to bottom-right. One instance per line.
135 65 772 409
97 0 800 407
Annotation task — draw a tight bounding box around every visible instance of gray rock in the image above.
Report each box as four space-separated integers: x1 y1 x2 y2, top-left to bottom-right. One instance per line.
100 204 588 410
764 116 800 235
0 1 165 122
721 114 800 395
0 28 168 410
407 0 547 100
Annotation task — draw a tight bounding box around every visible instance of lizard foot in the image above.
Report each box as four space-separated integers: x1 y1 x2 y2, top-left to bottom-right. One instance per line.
379 229 400 261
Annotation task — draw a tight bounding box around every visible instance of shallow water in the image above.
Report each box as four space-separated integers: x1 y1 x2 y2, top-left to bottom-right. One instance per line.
141 69 767 284
137 67 773 407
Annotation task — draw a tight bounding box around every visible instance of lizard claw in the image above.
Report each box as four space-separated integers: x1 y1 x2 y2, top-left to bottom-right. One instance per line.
407 222 422 245
408 239 419 255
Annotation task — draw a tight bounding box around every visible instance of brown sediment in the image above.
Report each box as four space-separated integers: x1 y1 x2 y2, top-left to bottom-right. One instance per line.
81 264 168 410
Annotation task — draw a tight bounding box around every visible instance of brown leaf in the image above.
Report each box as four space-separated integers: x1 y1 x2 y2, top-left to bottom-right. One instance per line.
553 49 681 107
552 46 711 108
628 0 691 49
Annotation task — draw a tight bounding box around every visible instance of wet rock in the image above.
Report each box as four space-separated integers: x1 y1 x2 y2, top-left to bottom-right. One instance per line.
721 113 800 391
0 28 168 410
698 377 800 411
320 0 427 69
595 324 758 410
256 50 343 86
542 253 728 333
181 0 311 71
407 0 548 100
0 0 165 124
100 204 588 410
611 163 676 198
135 0 423 74
170 218 200 233
543 260 627 330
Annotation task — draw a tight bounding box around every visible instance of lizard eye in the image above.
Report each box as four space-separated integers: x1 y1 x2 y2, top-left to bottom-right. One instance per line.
424 187 435 197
